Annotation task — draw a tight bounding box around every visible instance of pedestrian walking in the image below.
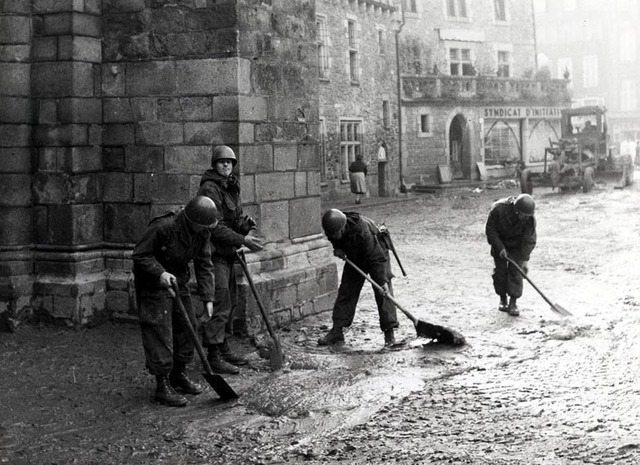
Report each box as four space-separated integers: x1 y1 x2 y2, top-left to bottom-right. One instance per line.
485 193 537 316
348 154 368 204
132 196 218 407
197 145 264 375
318 209 398 346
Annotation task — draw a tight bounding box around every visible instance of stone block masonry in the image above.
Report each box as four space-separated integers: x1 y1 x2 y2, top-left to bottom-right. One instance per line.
0 0 338 334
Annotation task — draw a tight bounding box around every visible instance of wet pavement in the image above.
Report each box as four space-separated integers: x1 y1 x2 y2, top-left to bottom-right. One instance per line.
2 178 640 464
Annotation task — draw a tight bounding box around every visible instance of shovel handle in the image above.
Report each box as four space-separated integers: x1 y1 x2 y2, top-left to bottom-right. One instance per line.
342 257 418 324
505 256 570 315
235 250 278 340
171 282 215 375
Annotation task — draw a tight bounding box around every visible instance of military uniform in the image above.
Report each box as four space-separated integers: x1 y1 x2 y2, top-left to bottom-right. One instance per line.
485 196 537 300
327 212 398 332
132 210 215 376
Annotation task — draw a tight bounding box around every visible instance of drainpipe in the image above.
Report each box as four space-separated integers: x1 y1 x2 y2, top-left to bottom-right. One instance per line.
395 5 407 193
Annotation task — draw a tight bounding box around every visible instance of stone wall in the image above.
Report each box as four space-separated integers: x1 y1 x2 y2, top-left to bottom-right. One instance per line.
317 0 400 201
0 0 338 334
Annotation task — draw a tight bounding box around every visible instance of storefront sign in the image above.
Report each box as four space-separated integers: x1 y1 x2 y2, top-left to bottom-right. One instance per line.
483 107 562 119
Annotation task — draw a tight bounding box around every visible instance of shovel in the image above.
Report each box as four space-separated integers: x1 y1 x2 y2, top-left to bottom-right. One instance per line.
171 282 239 400
343 257 465 345
505 256 572 317
235 250 284 370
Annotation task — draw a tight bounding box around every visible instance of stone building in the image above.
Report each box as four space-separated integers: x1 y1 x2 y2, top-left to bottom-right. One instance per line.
534 0 640 148
317 0 401 201
0 0 338 334
397 0 570 188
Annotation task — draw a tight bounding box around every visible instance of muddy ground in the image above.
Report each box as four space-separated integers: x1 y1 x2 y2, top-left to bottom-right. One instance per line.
2 177 640 465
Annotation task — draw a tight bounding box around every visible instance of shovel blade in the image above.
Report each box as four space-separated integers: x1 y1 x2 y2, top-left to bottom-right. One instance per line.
202 372 239 400
550 303 572 317
415 320 466 346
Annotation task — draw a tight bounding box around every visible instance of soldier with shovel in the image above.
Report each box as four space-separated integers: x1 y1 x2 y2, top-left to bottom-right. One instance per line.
485 193 537 316
132 196 218 407
318 209 399 347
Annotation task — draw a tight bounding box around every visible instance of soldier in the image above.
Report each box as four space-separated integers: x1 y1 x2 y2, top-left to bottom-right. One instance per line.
485 193 537 316
133 196 218 407
318 209 398 347
198 145 264 375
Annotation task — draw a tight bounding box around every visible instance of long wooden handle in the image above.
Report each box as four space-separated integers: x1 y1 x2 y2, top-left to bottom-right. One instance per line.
235 251 278 340
172 282 214 375
505 256 555 308
342 257 417 324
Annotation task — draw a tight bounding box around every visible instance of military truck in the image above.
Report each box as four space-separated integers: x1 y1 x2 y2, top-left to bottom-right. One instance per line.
519 105 634 194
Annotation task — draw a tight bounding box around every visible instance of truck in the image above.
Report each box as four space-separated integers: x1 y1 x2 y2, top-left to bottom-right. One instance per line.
519 105 634 194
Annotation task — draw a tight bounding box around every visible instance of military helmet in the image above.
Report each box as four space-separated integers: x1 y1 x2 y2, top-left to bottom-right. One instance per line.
211 145 237 167
184 196 218 227
514 193 535 216
322 209 347 234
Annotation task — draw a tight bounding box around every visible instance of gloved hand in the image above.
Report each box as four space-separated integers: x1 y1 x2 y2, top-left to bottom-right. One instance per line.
202 301 214 323
159 272 177 297
381 282 390 296
499 249 508 260
520 261 529 274
333 249 346 260
244 230 264 252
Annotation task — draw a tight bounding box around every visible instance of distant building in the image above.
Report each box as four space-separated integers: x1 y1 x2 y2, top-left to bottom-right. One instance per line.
317 0 400 201
397 0 570 188
535 0 640 148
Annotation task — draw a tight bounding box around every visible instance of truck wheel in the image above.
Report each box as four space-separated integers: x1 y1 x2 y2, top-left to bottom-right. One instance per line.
582 167 595 193
520 169 533 195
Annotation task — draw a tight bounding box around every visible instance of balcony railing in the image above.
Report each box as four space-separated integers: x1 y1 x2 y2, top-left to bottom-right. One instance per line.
402 75 571 104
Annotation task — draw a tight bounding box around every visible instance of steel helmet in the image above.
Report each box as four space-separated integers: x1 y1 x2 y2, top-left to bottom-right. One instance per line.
184 196 218 227
514 193 535 216
211 145 237 167
322 209 347 234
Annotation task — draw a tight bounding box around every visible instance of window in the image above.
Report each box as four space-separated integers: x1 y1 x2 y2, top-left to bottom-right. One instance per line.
340 120 362 180
446 0 468 19
484 122 519 165
621 80 637 111
382 100 390 128
412 44 422 74
494 0 507 21
449 48 474 76
316 16 329 79
403 0 417 13
348 20 359 82
377 29 386 55
497 51 510 77
583 55 598 88
620 30 636 63
420 114 431 134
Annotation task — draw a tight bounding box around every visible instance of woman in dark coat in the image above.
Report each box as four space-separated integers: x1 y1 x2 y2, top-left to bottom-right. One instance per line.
348 154 368 204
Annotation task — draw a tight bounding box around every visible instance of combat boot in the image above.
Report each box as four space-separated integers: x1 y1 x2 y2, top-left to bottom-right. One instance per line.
169 362 203 395
220 339 248 366
317 327 345 346
384 328 396 346
498 294 508 312
154 375 188 407
207 345 240 374
507 297 520 316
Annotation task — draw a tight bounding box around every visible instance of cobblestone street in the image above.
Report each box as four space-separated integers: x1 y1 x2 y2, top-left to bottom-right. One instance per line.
2 181 640 464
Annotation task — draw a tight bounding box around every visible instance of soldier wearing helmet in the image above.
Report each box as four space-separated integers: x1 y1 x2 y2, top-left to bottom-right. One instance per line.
197 145 264 374
132 196 218 407
318 209 399 347
485 193 537 316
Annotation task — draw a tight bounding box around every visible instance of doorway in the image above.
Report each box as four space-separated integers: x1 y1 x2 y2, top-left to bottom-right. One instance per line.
449 114 470 179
